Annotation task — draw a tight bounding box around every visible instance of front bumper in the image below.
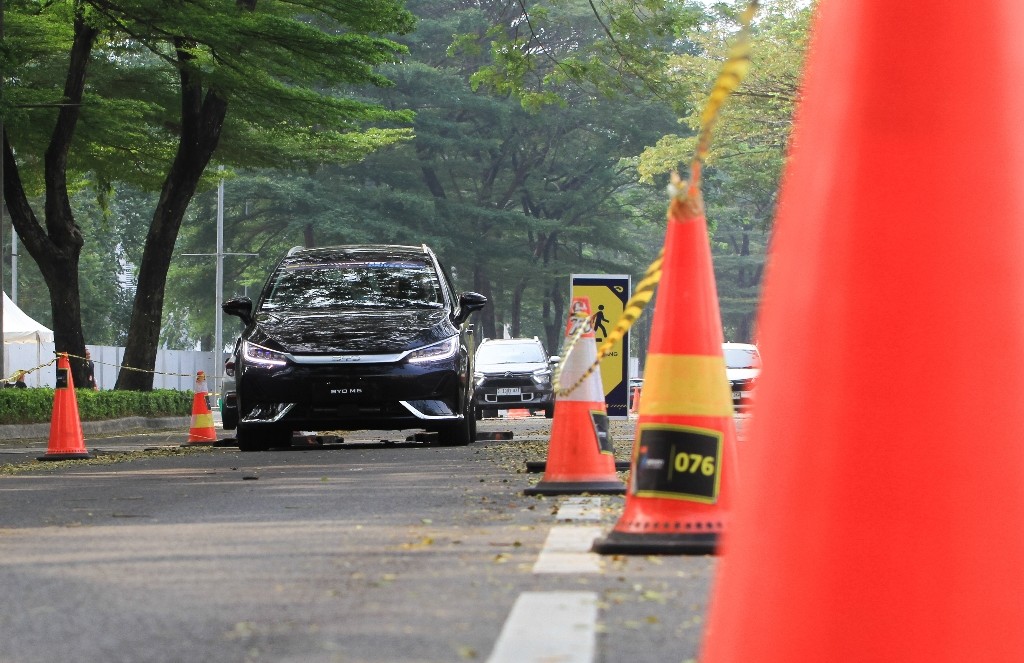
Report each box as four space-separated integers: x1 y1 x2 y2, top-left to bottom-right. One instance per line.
474 378 553 408
729 379 756 408
237 357 466 431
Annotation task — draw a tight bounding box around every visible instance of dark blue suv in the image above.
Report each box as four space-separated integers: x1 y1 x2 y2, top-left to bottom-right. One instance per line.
222 244 487 451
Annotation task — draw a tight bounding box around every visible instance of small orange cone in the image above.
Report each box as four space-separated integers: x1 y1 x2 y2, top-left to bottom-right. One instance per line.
592 180 738 555
185 370 217 445
700 3 1024 661
38 353 91 461
524 296 625 496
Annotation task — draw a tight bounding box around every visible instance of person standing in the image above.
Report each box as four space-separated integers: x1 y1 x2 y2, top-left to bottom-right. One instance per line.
84 350 99 391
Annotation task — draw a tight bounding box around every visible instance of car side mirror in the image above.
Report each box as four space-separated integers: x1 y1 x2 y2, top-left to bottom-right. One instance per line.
548 356 560 366
453 292 487 325
223 297 254 327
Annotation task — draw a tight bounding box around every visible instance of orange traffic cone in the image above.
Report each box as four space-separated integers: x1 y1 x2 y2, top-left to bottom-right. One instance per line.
592 181 738 555
524 296 625 496
700 4 1024 661
38 353 91 461
185 370 217 445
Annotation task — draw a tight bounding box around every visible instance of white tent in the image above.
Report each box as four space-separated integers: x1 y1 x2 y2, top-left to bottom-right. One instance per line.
3 291 54 344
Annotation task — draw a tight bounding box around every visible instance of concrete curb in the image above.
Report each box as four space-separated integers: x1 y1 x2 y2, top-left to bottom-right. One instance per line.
0 416 192 442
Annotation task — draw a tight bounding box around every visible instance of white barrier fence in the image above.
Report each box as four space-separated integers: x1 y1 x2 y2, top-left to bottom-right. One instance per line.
3 343 215 392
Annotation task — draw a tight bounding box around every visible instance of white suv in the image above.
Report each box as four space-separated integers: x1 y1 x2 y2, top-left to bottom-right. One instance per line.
723 342 761 410
473 338 555 418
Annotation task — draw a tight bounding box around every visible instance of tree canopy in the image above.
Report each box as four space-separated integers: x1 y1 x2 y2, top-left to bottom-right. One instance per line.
3 0 415 387
3 0 814 384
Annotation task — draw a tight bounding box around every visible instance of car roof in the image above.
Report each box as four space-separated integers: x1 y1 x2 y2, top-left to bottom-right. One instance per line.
283 244 431 263
722 342 758 351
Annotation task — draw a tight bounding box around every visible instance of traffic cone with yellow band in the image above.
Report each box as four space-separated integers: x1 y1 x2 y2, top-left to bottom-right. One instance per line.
38 353 91 461
524 296 625 496
700 3 1024 660
185 371 217 445
592 181 738 555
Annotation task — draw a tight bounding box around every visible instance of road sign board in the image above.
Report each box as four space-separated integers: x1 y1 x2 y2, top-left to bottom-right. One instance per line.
571 274 630 419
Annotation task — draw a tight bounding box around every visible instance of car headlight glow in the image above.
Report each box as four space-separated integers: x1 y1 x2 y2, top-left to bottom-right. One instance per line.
532 369 552 385
243 340 289 368
408 336 459 363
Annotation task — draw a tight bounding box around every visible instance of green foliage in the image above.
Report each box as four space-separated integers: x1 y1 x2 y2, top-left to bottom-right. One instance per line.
636 0 814 342
152 0 681 352
463 0 706 114
0 389 191 425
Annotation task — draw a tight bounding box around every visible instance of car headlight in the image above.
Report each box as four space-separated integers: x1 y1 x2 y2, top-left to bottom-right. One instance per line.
408 336 459 363
532 369 552 385
243 340 289 368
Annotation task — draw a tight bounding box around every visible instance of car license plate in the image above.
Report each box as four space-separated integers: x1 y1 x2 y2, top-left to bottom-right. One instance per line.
497 387 522 396
315 380 366 403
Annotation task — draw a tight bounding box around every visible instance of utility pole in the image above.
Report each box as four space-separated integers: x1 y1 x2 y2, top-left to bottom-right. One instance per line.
214 170 224 401
183 167 256 407
1 0 6 382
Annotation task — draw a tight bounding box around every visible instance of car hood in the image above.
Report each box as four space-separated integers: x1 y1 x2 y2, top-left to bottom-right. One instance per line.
477 361 548 375
249 307 453 354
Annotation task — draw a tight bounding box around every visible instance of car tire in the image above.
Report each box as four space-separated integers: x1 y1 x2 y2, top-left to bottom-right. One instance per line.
482 408 497 419
438 405 476 447
236 424 291 452
236 424 271 452
474 407 483 421
544 405 554 419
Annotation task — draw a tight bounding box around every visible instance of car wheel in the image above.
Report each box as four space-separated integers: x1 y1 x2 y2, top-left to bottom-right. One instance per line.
438 408 475 446
482 408 497 419
474 407 483 421
268 427 294 449
544 405 554 419
236 423 271 452
239 425 292 451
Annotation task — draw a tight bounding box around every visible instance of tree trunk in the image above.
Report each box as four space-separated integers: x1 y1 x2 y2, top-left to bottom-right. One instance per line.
473 261 496 339
543 277 565 354
116 43 229 390
2 14 96 386
510 279 527 337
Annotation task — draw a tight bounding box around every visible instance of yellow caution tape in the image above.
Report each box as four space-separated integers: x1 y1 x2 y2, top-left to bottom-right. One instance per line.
2 358 57 385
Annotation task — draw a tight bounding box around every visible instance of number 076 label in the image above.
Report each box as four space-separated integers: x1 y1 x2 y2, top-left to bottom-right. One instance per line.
632 424 723 504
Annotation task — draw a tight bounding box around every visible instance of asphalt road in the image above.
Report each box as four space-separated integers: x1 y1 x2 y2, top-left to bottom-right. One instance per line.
0 415 750 663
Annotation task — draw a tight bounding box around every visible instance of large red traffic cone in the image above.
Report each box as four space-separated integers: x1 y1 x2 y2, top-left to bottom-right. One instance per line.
185 371 217 445
700 4 1024 661
592 181 738 555
38 353 91 461
524 296 625 496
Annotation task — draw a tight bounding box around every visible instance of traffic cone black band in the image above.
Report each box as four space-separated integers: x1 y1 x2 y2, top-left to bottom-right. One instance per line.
591 529 717 556
37 451 92 462
524 480 627 496
526 459 630 474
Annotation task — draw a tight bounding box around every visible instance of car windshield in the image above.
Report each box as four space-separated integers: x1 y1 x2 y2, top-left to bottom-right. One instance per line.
261 259 444 311
477 343 547 365
724 347 761 369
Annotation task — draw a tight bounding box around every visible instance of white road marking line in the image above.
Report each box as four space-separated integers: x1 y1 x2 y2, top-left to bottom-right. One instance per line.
532 525 603 574
556 496 603 521
486 591 598 663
